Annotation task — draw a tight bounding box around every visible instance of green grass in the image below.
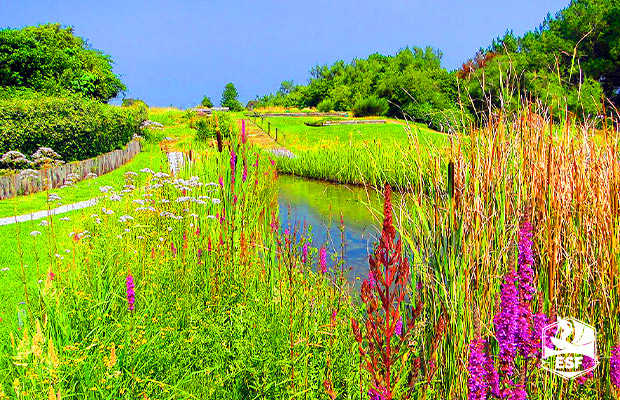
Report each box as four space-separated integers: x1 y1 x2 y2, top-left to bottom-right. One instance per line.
0 143 167 219
255 116 448 151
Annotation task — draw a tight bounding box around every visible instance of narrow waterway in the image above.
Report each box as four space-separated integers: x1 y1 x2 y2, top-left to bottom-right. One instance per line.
277 174 386 282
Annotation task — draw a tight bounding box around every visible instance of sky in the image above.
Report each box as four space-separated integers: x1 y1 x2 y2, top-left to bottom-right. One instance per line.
1 0 570 108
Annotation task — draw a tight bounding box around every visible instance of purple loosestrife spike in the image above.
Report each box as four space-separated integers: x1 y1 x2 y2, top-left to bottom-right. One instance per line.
241 119 247 144
253 154 259 168
195 226 200 236
230 148 237 184
242 163 247 182
468 337 489 400
611 341 620 389
126 274 135 312
368 271 376 287
394 316 403 336
576 356 595 384
171 242 177 257
197 248 202 259
517 215 535 302
302 242 308 264
319 247 327 274
218 175 224 189
493 269 519 376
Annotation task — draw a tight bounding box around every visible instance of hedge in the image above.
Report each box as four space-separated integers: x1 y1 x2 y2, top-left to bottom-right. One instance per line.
0 95 146 163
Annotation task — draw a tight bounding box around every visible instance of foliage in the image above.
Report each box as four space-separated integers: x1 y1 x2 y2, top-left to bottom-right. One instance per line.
195 111 238 141
122 98 148 108
0 23 126 102
317 98 335 112
220 82 244 111
351 96 389 117
201 95 213 107
0 94 144 163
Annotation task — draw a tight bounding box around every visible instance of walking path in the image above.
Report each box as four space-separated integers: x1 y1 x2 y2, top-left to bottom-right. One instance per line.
0 149 183 226
244 118 296 158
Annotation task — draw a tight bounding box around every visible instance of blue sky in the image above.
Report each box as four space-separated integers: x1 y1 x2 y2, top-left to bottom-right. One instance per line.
1 0 570 108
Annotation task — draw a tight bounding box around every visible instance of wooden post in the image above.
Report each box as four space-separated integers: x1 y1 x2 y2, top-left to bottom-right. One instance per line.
275 128 278 142
268 121 271 136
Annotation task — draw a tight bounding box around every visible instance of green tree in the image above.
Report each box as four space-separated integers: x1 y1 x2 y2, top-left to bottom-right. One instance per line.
201 95 213 107
220 82 243 111
0 23 126 102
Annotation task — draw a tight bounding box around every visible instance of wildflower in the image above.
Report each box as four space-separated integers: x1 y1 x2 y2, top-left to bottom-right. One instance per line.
39 220 49 227
212 198 221 204
59 217 70 221
394 316 403 336
126 274 135 312
30 231 41 237
118 215 134 223
1 268 9 272
368 271 376 287
468 336 489 400
611 338 620 389
242 163 248 182
86 172 98 179
302 242 308 264
197 249 203 259
576 356 596 384
110 194 122 201
253 154 259 168
319 247 327 274
493 268 519 376
99 186 114 193
241 119 247 144
218 176 224 189
171 242 177 257
47 193 61 202
230 148 237 184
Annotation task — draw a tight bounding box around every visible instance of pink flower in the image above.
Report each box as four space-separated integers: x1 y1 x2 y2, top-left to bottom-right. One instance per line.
319 247 327 274
126 274 135 312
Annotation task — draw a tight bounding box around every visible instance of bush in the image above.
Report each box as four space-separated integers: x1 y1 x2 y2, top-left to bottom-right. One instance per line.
195 112 238 141
351 96 389 117
0 95 144 163
317 98 335 112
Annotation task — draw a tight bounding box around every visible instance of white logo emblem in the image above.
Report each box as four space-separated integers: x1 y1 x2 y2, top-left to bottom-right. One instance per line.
541 317 598 379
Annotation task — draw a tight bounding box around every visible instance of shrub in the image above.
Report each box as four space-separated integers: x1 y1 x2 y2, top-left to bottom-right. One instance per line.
195 112 238 141
0 94 144 163
317 98 335 112
351 96 389 117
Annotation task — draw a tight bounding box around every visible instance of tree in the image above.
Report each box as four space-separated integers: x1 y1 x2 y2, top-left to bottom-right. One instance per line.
201 95 213 107
220 82 243 111
278 80 295 96
0 23 126 102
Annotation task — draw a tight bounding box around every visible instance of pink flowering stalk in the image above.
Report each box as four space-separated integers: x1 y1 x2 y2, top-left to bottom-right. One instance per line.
242 163 248 182
576 356 595 385
241 119 247 144
126 274 135 312
230 148 237 184
218 175 224 189
302 242 308 264
611 338 620 389
494 268 519 376
319 247 327 274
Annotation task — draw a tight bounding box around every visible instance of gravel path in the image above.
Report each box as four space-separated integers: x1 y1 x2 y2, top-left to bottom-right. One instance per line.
0 150 183 226
0 198 99 226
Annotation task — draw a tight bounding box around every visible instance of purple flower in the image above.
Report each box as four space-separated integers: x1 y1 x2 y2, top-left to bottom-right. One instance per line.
394 316 403 336
253 154 259 168
517 216 535 302
171 242 177 257
195 226 200 236
126 274 135 312
230 149 237 184
529 311 547 360
218 175 224 189
611 343 620 389
576 356 595 385
368 271 376 287
241 119 247 144
468 336 489 400
319 247 327 274
197 248 202 259
493 269 519 376
302 242 308 264
242 163 248 182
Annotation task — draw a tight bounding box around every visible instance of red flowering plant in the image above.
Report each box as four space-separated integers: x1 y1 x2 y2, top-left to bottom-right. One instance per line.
351 184 423 400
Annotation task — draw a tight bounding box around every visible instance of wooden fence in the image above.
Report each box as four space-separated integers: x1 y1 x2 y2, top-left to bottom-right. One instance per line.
0 140 142 200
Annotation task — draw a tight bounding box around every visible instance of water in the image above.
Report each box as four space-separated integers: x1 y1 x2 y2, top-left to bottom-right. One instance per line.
277 174 386 282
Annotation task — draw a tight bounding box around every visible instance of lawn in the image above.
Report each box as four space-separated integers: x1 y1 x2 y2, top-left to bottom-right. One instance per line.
255 116 448 151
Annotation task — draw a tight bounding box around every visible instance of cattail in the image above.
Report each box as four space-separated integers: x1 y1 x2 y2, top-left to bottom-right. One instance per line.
126 274 135 312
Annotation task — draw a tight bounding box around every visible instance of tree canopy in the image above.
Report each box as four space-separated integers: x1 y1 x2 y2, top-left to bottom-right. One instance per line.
221 82 243 111
0 23 125 102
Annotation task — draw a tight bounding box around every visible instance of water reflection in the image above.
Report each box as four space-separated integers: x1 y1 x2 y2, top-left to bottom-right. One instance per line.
277 174 386 281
